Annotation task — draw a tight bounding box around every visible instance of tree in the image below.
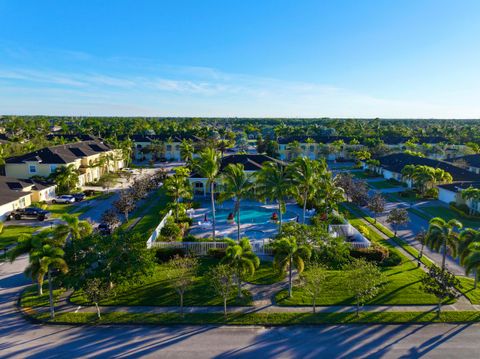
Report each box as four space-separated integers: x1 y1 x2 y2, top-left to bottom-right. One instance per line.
426 217 462 271
209 264 235 318
458 229 480 288
194 148 221 240
256 161 292 232
114 191 136 222
101 209 120 229
461 187 480 215
219 164 253 241
335 173 355 201
386 208 409 236
300 263 326 313
164 169 193 221
421 265 460 316
350 180 369 206
345 259 384 316
287 140 302 159
221 238 259 297
289 157 325 224
165 255 199 316
272 236 312 297
83 277 110 319
28 244 68 319
179 138 195 164
415 230 428 267
50 164 79 193
367 192 386 223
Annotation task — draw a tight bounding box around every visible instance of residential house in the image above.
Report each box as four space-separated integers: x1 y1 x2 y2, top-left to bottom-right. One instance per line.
4 140 123 186
129 135 199 162
189 154 286 196
0 176 56 221
437 181 480 214
446 154 480 175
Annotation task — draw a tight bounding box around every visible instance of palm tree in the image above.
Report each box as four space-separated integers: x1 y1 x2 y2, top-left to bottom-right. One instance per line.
219 164 253 241
55 214 93 256
289 157 324 224
28 244 68 319
459 229 480 288
273 236 311 297
287 140 302 160
221 238 260 297
256 161 292 233
179 138 194 164
464 242 480 290
50 164 79 193
194 148 221 240
401 164 416 188
164 172 193 221
426 217 463 271
461 187 480 215
316 172 346 219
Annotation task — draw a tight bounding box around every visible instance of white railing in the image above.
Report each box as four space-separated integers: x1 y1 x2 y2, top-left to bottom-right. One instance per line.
150 239 274 255
146 209 173 248
329 223 371 248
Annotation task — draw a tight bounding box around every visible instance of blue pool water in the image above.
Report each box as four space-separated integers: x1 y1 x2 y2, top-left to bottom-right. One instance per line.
212 206 297 224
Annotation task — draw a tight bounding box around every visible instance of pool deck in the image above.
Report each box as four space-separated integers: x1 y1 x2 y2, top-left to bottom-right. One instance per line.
188 199 307 240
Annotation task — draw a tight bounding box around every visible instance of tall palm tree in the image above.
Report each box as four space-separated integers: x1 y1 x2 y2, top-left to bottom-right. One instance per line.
219 164 253 241
221 238 260 297
50 164 79 193
289 157 324 223
401 164 416 187
256 161 292 233
287 140 302 160
164 172 193 220
194 148 221 240
316 172 346 219
426 217 463 271
461 187 480 215
273 236 312 297
55 214 93 256
179 138 194 164
459 229 480 288
28 244 68 319
464 242 480 289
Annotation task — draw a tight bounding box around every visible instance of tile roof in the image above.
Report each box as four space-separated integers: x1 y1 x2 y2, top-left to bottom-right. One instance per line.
376 153 480 182
437 181 480 193
446 154 480 168
277 135 448 145
5 140 111 164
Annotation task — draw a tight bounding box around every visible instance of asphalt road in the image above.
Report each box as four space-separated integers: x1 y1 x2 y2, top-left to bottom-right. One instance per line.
3 257 480 358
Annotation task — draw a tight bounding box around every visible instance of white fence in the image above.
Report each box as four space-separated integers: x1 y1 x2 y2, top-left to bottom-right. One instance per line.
150 239 274 256
328 223 371 249
146 210 173 248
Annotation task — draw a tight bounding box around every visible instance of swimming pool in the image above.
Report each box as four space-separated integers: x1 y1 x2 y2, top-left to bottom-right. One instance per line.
212 206 297 224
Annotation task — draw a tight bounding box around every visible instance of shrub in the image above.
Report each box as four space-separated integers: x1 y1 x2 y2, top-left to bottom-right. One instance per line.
357 225 370 237
159 217 183 241
380 248 403 267
154 247 186 263
350 244 389 263
310 237 352 269
177 215 193 226
208 248 226 259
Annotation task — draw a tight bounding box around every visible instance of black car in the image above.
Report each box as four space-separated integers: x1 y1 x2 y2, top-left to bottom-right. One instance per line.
9 207 50 221
71 193 86 202
98 223 113 235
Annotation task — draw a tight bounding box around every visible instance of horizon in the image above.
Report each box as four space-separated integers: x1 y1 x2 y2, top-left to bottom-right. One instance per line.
1 1 480 118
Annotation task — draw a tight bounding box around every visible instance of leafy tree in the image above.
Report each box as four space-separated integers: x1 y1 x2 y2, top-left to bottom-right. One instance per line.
165 255 199 316
100 209 120 229
256 161 292 232
114 191 136 222
289 157 325 224
221 238 259 297
345 259 384 316
209 264 235 318
421 265 460 316
300 263 327 313
50 164 79 193
219 163 253 241
367 192 386 223
426 217 462 271
164 169 193 221
350 180 369 206
335 173 355 201
386 208 409 236
83 277 110 319
28 244 68 319
273 236 312 297
194 148 221 240
415 230 428 267
461 187 480 215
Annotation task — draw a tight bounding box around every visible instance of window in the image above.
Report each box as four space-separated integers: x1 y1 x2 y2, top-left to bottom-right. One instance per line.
29 165 37 174
175 145 180 151
50 165 57 173
166 145 172 151
309 145 315 152
195 182 203 188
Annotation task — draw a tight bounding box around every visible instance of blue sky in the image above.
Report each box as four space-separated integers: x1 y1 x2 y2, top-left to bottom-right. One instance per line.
1 0 480 117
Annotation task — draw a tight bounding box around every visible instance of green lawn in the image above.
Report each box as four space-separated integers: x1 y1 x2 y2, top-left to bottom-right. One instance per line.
419 206 479 229
34 311 480 326
70 258 252 307
368 180 403 190
456 277 480 304
247 261 285 285
123 188 170 236
351 171 382 180
47 203 92 218
20 283 65 307
0 225 37 249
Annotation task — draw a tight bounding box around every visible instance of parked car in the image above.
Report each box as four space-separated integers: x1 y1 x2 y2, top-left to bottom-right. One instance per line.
97 222 119 235
71 193 86 202
52 195 76 204
8 207 50 221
